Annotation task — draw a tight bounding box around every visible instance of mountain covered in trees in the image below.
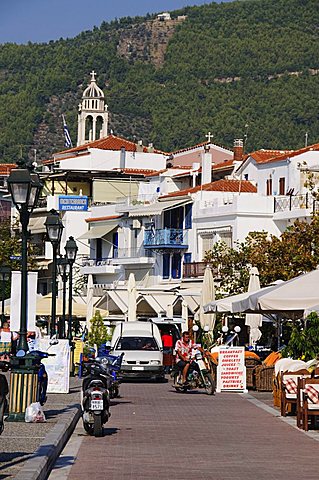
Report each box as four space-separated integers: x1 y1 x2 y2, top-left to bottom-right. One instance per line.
0 0 319 162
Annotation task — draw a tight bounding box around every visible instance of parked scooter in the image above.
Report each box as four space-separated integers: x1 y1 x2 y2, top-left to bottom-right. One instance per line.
172 350 215 395
82 358 112 437
0 360 10 435
96 352 124 399
16 338 58 406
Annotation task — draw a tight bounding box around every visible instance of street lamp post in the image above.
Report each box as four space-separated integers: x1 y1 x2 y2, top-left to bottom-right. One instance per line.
6 158 43 421
45 210 64 337
65 236 78 375
0 266 11 327
57 256 69 339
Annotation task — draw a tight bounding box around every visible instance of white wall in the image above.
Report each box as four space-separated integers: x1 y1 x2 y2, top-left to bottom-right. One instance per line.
59 149 166 172
238 151 319 197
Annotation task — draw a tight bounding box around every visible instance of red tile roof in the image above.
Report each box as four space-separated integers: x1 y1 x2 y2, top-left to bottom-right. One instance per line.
171 141 231 155
113 168 158 176
86 215 122 223
161 179 257 198
0 163 16 175
249 149 293 164
57 135 167 155
251 143 319 164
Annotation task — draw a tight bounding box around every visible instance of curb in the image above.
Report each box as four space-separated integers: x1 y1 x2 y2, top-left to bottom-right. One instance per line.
14 404 81 480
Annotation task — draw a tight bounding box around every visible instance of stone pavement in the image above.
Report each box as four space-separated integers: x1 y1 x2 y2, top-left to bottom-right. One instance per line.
51 380 319 480
0 377 81 479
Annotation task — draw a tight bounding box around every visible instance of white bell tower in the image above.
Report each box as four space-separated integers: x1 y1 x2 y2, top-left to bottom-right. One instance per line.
77 71 108 146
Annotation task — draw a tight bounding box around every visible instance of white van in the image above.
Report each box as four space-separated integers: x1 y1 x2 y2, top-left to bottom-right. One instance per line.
110 322 164 380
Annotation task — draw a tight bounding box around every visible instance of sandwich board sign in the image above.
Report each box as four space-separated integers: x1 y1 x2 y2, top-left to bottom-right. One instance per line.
216 346 247 393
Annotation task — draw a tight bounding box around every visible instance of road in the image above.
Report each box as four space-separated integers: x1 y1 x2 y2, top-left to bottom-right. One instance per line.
50 380 319 480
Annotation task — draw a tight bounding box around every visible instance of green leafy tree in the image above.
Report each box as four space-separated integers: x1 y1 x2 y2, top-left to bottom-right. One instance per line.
87 310 111 348
282 313 319 361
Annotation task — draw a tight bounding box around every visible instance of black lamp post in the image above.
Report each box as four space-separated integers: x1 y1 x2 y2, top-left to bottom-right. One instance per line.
65 236 78 343
7 159 43 352
6 159 43 421
0 266 11 327
57 256 69 339
45 209 64 337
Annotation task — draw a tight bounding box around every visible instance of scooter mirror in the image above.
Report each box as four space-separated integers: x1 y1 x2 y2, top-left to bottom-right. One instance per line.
16 350 26 357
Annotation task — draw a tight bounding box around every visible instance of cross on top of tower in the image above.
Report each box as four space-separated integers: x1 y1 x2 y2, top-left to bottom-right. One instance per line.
90 70 96 82
205 131 213 142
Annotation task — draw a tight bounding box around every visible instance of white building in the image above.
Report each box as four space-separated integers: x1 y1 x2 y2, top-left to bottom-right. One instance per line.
235 143 319 231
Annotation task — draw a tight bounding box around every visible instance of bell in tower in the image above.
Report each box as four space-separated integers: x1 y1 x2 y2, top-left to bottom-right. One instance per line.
77 71 108 146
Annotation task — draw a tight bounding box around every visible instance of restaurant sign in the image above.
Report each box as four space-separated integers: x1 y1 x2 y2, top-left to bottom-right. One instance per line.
216 346 247 393
58 195 88 211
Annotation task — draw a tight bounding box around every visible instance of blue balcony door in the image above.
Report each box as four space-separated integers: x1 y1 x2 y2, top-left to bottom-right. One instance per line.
172 253 181 279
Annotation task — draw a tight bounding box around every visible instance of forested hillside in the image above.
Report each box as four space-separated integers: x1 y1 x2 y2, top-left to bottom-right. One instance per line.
0 0 319 162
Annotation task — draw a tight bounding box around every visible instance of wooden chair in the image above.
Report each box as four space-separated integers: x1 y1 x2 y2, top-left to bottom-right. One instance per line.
280 369 310 417
302 378 319 431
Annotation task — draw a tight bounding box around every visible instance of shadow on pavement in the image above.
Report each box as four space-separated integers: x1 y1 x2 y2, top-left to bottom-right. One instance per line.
45 403 80 420
0 451 32 471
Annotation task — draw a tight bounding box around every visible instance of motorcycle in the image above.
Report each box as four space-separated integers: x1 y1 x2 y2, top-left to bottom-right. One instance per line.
172 350 215 395
82 358 112 437
0 360 10 435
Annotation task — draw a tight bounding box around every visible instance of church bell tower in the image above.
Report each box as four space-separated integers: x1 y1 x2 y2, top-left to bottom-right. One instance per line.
77 71 108 146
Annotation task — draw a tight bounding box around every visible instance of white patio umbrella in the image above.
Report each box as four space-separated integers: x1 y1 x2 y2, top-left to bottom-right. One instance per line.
86 274 94 331
200 265 215 331
234 269 319 314
182 300 188 328
245 267 262 346
127 273 137 322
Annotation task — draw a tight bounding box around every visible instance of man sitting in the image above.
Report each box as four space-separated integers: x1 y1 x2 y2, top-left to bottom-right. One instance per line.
175 330 198 385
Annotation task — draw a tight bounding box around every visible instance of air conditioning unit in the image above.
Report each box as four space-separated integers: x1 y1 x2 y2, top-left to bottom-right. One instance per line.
132 219 141 229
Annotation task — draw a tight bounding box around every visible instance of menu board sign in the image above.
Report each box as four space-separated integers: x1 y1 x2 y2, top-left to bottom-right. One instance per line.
216 346 246 393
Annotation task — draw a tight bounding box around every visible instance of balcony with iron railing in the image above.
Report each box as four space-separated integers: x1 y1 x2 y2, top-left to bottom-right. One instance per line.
183 262 207 278
144 229 188 250
273 194 318 219
81 247 155 274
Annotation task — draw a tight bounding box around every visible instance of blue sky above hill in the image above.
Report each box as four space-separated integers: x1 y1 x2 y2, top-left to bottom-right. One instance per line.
1 0 231 44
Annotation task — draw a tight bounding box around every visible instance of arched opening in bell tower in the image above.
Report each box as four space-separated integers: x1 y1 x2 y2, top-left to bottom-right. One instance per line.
85 115 93 142
96 116 104 140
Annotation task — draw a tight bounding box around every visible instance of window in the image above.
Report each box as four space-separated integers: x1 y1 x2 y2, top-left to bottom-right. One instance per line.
244 174 249 180
185 204 193 229
112 232 118 258
266 178 272 196
116 337 159 351
279 177 285 195
96 238 102 261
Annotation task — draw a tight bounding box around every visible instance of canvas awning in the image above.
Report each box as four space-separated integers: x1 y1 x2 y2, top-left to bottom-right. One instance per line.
95 290 129 315
78 222 117 240
29 216 47 234
128 199 191 217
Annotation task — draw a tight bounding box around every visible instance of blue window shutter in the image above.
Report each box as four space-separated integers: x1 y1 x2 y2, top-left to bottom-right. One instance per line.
163 254 170 279
185 204 192 229
184 253 192 264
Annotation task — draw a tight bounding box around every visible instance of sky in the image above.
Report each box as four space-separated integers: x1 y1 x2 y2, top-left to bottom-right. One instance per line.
0 0 231 44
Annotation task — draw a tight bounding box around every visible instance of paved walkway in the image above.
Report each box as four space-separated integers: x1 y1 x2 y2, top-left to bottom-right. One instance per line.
0 377 81 479
51 381 319 480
